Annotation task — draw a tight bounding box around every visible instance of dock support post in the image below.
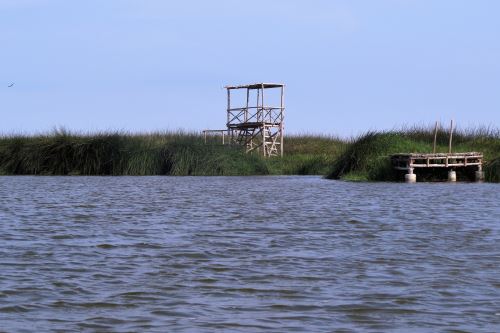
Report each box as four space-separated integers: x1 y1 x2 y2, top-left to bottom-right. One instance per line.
405 168 416 183
448 170 457 182
475 165 484 182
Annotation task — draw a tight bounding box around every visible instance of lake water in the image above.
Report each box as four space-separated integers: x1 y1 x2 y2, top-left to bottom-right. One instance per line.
0 176 499 332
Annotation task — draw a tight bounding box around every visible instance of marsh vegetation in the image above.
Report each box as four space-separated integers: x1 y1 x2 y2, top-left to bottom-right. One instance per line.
0 126 498 181
0 130 343 176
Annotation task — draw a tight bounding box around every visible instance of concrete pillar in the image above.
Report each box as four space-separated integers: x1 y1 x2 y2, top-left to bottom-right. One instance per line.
475 166 484 182
475 171 484 182
405 168 416 183
448 170 457 182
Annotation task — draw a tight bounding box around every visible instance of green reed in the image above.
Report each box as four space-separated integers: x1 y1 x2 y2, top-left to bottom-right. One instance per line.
0 130 345 176
2 126 496 181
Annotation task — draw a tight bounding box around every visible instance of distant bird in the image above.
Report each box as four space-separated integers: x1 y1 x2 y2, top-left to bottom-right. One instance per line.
8 83 14 87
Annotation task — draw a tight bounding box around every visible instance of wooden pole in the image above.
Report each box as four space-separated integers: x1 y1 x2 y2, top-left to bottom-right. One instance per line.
256 88 260 120
261 84 266 157
245 88 249 122
226 89 230 126
280 85 284 157
448 119 454 154
227 88 231 144
432 121 439 154
261 84 264 116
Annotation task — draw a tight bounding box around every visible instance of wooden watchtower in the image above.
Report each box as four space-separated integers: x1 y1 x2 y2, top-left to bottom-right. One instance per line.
225 83 285 157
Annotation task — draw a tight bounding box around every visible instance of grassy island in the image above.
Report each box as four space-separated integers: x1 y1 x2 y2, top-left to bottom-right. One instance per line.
0 127 498 181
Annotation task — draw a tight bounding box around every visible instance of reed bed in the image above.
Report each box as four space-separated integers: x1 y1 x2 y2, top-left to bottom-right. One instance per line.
1 126 498 181
270 134 347 175
0 130 345 176
0 130 266 176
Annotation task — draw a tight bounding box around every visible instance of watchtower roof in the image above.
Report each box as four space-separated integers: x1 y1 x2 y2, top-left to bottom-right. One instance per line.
224 83 285 90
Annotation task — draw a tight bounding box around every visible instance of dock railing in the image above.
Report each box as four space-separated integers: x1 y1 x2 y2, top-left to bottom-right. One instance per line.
202 129 228 145
391 152 483 170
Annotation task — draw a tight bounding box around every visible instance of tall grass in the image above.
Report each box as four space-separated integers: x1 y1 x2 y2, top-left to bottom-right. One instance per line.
0 130 345 176
0 130 269 176
327 125 500 182
2 126 496 180
269 134 347 175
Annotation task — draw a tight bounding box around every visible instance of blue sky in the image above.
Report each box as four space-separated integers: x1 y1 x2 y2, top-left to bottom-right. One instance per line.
1 0 499 136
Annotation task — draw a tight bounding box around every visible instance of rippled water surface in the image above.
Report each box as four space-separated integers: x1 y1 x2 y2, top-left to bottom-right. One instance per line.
0 176 499 332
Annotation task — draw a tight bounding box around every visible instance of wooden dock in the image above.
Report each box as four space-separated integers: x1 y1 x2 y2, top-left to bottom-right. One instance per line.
390 152 484 182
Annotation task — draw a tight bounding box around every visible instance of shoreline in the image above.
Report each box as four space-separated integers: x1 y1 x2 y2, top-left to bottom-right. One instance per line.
1 127 498 182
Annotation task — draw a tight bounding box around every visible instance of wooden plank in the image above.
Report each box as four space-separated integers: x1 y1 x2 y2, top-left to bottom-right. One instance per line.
225 83 285 90
391 152 482 158
410 163 481 168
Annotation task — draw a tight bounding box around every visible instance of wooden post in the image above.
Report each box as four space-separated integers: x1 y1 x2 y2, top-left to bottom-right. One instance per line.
256 88 260 122
261 84 265 114
227 88 231 144
261 84 266 157
280 85 284 157
261 85 265 123
448 119 453 154
245 88 249 122
433 121 439 154
226 89 231 126
204 131 207 144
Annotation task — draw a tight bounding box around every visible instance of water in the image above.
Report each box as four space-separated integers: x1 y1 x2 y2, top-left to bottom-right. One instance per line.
0 176 499 333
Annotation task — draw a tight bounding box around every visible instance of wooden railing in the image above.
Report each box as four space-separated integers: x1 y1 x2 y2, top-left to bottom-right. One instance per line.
391 153 483 170
202 130 228 145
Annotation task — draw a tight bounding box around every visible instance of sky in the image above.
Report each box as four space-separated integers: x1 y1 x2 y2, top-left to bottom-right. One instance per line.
1 0 499 137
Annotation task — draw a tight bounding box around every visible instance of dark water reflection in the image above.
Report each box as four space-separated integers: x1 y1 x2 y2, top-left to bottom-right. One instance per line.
0 176 499 332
